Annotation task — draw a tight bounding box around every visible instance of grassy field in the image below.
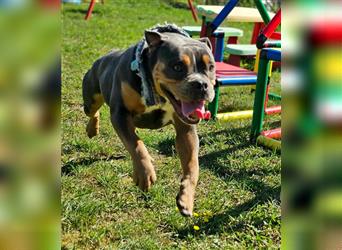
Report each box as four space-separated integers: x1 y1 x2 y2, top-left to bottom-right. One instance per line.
62 0 281 249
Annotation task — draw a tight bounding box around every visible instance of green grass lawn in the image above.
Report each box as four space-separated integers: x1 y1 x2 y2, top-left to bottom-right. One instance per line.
62 0 281 249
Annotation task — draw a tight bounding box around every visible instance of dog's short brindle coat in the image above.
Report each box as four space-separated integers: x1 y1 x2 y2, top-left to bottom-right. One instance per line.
82 29 215 216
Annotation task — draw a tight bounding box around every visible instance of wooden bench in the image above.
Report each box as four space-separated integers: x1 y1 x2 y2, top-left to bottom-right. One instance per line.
225 44 257 65
182 26 243 38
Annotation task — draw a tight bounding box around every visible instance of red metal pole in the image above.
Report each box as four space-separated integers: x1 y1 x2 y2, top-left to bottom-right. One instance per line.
200 16 207 37
251 22 264 44
85 0 96 20
262 9 281 39
270 32 281 40
187 0 198 22
265 105 281 115
261 128 281 139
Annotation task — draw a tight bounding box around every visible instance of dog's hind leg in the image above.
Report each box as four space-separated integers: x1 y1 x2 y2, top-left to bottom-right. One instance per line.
83 70 104 138
85 93 104 138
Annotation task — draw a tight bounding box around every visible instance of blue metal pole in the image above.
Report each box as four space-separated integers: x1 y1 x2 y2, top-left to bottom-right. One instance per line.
210 0 239 33
214 32 225 62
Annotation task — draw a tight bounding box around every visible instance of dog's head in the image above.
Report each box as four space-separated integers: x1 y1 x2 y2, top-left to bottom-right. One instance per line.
145 31 215 124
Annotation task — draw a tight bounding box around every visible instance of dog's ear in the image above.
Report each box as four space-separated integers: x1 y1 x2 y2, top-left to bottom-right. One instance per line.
198 37 212 51
145 31 165 47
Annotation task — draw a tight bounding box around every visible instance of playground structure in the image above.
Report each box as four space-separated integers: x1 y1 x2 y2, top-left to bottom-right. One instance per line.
195 0 280 124
192 0 281 150
186 0 272 66
198 0 279 66
251 48 281 151
250 9 281 151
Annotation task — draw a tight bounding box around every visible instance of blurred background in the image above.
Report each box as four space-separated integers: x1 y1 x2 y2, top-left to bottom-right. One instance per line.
0 0 60 249
282 1 342 249
0 0 341 249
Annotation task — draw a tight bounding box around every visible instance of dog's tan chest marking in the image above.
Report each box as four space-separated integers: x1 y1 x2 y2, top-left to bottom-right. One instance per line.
153 102 174 125
120 81 174 128
121 82 146 114
133 102 174 129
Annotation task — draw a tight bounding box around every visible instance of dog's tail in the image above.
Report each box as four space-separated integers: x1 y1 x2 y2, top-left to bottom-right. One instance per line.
82 69 92 116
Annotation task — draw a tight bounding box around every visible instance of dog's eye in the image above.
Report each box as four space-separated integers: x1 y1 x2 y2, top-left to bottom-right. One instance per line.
209 64 215 72
172 62 184 72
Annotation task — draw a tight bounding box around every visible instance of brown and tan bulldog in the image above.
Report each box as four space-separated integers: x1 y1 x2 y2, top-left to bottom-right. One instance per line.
82 24 215 216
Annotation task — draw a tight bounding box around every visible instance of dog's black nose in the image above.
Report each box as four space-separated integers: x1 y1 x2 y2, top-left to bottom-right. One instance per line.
191 81 208 91
201 82 208 90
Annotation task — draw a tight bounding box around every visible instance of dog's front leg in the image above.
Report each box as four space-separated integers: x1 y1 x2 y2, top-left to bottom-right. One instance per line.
111 109 156 191
173 115 199 217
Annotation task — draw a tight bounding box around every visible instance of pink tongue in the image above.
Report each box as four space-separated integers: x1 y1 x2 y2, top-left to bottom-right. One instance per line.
181 100 206 119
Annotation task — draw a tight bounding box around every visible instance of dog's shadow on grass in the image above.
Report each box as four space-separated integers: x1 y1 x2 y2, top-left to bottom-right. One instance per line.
155 126 252 157
170 127 280 238
176 184 280 238
176 164 280 238
155 137 175 156
62 154 125 176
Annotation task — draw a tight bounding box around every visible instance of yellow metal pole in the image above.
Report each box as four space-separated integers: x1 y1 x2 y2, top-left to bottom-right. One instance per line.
256 135 281 151
216 110 253 121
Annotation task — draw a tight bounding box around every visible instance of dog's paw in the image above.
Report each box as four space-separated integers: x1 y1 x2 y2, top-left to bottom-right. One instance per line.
176 188 194 217
133 158 156 192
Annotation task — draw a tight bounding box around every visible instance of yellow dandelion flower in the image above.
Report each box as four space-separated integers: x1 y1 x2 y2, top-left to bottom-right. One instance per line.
175 207 179 211
193 225 200 231
193 212 199 217
204 218 209 222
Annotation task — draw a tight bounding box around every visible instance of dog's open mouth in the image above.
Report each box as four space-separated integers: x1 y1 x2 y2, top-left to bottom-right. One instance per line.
161 86 211 124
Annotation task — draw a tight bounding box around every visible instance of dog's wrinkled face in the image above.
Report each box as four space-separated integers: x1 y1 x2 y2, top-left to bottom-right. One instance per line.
145 31 216 124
